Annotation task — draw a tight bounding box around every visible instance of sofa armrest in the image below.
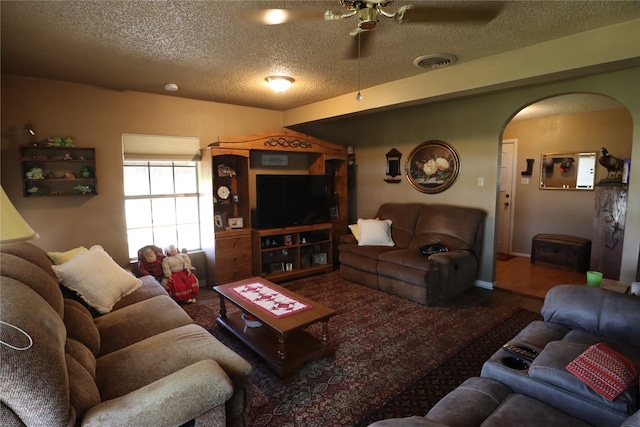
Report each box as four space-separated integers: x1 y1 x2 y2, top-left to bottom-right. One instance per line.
367 416 449 427
426 249 472 265
82 360 232 427
340 234 358 245
423 250 478 304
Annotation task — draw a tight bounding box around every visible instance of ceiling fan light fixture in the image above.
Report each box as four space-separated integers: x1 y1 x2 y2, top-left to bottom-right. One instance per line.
358 7 379 30
265 76 294 93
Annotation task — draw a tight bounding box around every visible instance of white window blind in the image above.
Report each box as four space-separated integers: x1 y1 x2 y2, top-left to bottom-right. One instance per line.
122 133 201 161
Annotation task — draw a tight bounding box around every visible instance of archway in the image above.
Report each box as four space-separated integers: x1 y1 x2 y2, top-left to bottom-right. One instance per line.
495 93 632 298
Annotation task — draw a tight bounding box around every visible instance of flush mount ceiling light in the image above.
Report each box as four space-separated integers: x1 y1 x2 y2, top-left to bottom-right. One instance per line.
265 76 294 93
164 83 179 91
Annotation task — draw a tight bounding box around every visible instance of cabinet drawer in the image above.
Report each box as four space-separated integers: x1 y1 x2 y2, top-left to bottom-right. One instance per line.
216 250 252 266
215 264 253 284
216 235 251 252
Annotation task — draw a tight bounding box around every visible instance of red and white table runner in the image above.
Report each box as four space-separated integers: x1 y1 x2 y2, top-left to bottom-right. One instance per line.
231 282 311 318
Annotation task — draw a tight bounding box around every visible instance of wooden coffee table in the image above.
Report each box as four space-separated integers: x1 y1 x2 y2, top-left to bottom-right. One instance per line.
213 277 336 378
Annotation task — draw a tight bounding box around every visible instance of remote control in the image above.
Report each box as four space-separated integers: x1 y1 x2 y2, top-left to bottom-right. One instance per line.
502 344 538 361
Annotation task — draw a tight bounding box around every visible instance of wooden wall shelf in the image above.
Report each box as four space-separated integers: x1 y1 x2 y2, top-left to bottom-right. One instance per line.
20 146 97 197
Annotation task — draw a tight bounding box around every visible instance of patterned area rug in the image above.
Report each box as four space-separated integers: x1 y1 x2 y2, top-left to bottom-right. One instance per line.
182 272 541 427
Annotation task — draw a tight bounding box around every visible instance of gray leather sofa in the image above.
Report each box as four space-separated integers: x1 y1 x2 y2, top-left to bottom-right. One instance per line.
368 285 640 427
369 376 603 427
482 285 640 427
339 203 486 306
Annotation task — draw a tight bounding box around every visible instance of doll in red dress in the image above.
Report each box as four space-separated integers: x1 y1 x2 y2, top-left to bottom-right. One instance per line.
162 244 198 303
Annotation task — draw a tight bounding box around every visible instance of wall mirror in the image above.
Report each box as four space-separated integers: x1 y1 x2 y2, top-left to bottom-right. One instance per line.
539 151 597 190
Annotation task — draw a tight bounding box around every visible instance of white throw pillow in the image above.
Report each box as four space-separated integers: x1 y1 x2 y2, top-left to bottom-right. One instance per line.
357 218 395 246
52 245 142 314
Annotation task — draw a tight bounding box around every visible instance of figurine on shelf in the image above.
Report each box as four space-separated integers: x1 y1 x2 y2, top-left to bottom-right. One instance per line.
73 185 92 194
78 166 92 178
25 166 44 179
162 244 198 304
599 147 626 183
217 164 236 177
26 185 50 195
47 136 74 147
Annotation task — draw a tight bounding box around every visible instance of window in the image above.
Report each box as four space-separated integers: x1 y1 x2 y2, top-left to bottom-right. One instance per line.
123 160 201 259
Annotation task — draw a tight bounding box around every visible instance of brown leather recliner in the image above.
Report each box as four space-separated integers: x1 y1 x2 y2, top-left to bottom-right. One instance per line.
339 203 486 306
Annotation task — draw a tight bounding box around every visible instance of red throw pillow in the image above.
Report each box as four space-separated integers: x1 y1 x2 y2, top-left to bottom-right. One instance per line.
566 343 640 401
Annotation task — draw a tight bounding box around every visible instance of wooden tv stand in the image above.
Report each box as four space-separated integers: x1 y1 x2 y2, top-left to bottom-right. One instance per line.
252 223 333 282
203 130 348 286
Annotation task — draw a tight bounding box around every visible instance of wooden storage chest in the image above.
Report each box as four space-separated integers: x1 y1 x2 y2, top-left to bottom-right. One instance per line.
531 234 591 273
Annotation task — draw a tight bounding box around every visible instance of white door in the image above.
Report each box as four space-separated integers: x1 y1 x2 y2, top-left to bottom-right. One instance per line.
497 140 516 254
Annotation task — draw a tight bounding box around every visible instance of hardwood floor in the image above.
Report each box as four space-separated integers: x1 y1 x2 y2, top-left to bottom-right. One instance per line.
495 255 586 299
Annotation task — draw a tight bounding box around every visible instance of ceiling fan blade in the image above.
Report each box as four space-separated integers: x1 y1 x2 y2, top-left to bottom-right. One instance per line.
238 9 326 25
396 3 504 24
345 30 373 60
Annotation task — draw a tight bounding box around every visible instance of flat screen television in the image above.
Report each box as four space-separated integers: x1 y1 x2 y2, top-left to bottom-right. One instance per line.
254 174 332 229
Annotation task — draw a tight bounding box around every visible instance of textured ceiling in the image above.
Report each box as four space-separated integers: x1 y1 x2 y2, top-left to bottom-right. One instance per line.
2 1 640 111
512 93 626 121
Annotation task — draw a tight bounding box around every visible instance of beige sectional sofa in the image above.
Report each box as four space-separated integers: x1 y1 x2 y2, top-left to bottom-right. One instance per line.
339 203 486 306
0 242 252 427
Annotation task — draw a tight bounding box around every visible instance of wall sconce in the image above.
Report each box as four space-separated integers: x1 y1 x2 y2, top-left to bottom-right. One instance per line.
384 148 402 183
24 123 37 146
265 76 294 93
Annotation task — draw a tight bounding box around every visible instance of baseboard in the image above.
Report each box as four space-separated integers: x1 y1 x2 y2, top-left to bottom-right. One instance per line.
474 279 494 290
510 252 530 258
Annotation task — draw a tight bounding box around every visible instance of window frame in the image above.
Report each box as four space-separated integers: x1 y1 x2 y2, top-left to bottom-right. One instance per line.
123 160 202 260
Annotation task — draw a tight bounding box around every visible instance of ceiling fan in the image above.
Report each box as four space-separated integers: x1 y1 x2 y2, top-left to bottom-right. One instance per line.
240 1 503 58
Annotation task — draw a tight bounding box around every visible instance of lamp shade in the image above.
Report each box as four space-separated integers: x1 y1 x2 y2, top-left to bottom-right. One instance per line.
1 186 38 244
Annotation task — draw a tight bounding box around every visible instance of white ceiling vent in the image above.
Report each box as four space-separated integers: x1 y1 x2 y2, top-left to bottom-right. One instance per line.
413 54 457 70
